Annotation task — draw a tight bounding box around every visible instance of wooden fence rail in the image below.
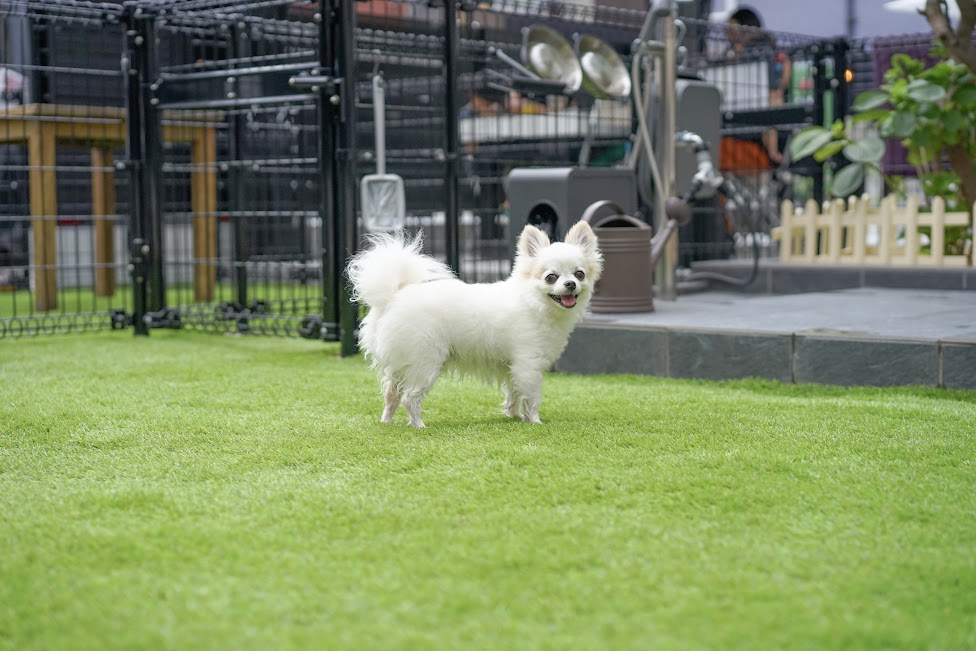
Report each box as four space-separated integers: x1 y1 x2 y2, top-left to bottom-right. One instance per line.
772 195 973 267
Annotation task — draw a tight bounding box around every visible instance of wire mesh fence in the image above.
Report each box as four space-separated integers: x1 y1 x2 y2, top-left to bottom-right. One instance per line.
0 0 941 341
0 0 131 337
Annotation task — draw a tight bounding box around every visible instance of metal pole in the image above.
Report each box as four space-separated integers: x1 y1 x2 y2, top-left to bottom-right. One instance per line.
319 0 359 356
653 0 677 301
845 0 857 38
122 2 148 335
812 41 828 204
229 20 248 310
444 0 460 273
834 38 850 122
317 0 339 336
140 12 165 313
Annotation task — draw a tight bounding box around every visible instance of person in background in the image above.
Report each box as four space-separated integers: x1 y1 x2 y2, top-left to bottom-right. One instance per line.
720 6 792 170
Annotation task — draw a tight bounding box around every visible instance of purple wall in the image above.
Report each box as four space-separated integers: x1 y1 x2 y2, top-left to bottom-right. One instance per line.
714 0 933 38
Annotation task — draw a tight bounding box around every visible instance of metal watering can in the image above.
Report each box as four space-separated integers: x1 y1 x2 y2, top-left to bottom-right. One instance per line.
580 197 692 313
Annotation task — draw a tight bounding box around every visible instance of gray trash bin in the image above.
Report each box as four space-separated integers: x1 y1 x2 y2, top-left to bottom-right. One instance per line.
581 200 653 313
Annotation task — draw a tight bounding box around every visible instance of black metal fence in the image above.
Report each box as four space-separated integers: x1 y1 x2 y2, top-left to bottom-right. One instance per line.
0 0 904 344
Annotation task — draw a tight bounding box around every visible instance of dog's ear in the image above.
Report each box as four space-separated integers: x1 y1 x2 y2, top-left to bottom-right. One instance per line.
564 220 599 257
517 224 550 258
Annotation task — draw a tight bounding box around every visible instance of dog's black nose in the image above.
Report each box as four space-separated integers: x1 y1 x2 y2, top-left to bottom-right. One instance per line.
564 280 576 290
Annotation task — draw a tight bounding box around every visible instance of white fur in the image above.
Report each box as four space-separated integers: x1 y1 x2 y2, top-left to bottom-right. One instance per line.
346 222 603 427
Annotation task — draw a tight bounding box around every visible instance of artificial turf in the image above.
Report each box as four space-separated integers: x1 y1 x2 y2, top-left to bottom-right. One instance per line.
1 331 974 650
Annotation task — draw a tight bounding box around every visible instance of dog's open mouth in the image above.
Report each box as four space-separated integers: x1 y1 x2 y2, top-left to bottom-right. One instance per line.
549 293 578 308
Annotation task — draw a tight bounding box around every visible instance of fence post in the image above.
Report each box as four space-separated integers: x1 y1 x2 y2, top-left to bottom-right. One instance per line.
804 198 818 262
828 198 843 262
122 2 151 335
931 196 945 265
228 21 248 310
879 195 894 264
904 195 918 265
780 199 793 262
852 194 867 264
317 0 359 356
443 0 460 274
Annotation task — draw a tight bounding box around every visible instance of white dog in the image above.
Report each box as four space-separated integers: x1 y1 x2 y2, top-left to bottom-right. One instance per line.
346 221 603 427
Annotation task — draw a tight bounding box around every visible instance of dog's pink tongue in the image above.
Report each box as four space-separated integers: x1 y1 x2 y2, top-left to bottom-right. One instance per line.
560 295 577 308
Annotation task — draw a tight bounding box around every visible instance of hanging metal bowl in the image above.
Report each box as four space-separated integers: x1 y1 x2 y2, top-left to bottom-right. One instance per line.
521 24 583 94
576 34 631 100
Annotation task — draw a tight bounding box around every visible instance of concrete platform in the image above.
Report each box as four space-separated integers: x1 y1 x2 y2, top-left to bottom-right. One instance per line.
555 285 976 390
685 259 976 294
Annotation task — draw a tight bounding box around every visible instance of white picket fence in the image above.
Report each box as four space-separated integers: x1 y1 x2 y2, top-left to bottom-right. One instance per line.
772 195 973 267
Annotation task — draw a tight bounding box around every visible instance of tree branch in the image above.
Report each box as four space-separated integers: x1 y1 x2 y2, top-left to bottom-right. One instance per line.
946 142 976 219
922 0 976 71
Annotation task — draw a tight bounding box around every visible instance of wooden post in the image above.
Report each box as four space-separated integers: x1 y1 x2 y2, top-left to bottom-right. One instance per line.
852 194 867 264
904 195 918 265
803 198 818 262
90 146 116 297
827 198 843 262
27 122 58 311
779 199 793 262
879 195 894 265
191 128 217 303
930 196 945 266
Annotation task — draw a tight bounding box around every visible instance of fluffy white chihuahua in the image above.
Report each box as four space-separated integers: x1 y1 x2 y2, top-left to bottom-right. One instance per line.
347 221 602 427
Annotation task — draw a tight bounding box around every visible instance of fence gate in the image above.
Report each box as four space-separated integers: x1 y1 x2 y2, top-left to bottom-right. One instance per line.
133 0 356 350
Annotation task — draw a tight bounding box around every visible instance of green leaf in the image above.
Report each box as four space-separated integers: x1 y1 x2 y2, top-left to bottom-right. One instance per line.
912 129 935 148
843 137 885 164
851 90 890 112
951 84 976 108
906 79 946 103
814 140 848 163
789 126 834 161
890 53 925 77
884 111 917 139
943 110 966 133
920 60 954 86
830 163 865 198
851 108 892 124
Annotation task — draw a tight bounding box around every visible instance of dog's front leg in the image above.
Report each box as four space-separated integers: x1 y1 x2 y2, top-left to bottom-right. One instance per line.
402 394 426 428
511 366 543 424
502 381 522 419
381 376 401 424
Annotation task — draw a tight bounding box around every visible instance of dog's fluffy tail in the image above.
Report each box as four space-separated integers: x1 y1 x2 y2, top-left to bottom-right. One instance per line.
347 230 455 310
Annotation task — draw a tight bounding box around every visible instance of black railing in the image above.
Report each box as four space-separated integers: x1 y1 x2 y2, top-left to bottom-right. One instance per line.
0 0 918 342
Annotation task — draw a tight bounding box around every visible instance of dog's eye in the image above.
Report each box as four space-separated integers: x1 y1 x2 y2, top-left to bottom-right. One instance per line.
545 273 558 284
574 270 585 280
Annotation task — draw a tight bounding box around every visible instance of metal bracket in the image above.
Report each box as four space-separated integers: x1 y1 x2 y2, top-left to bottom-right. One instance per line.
216 301 268 334
146 308 182 329
109 310 132 330
300 315 339 341
289 74 339 94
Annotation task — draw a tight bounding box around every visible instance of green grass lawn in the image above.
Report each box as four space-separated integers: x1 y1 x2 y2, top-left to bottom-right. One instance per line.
1 331 974 650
